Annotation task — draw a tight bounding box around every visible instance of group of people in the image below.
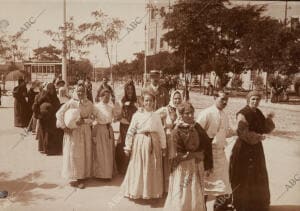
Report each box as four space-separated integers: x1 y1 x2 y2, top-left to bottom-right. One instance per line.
7 70 275 211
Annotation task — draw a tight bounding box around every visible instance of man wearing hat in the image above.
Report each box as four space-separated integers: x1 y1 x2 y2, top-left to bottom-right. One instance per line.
95 76 115 104
144 70 169 110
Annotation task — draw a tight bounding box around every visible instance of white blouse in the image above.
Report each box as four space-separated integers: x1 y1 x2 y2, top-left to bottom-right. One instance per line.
94 101 116 124
124 110 166 150
196 105 235 147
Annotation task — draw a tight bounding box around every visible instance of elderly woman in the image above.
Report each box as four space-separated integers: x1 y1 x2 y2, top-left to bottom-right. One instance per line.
115 80 138 174
229 90 275 211
156 90 183 192
163 102 212 211
56 81 98 189
32 83 62 155
93 89 118 179
121 90 166 199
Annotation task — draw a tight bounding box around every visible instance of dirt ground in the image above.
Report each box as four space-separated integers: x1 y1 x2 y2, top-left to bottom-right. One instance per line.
0 83 299 211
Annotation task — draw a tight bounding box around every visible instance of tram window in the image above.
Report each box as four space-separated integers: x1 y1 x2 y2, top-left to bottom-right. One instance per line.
39 66 42 73
43 66 46 73
47 66 50 73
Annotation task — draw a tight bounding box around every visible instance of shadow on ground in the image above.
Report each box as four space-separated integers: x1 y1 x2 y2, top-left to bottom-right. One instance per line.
84 174 124 188
0 171 58 205
125 197 166 208
270 205 300 211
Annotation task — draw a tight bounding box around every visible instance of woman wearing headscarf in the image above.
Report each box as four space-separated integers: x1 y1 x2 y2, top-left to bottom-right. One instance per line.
33 83 47 146
27 80 41 133
13 78 30 127
121 90 166 200
229 91 275 211
156 90 183 192
115 80 138 174
163 102 213 211
56 81 98 189
32 83 62 155
92 88 119 179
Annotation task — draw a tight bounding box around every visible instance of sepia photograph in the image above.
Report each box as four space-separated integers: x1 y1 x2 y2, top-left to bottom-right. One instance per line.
0 0 299 210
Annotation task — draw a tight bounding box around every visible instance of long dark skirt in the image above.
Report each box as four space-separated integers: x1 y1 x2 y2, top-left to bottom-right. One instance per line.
39 118 63 155
115 123 130 174
14 99 30 128
230 139 270 211
37 120 44 152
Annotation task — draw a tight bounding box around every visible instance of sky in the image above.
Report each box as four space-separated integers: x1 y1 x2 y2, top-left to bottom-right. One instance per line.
0 0 299 67
0 0 149 67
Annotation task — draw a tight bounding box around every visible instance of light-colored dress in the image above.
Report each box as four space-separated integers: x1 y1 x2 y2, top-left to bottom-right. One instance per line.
121 110 166 199
196 105 235 196
93 101 117 179
156 105 179 192
163 124 207 211
56 98 97 180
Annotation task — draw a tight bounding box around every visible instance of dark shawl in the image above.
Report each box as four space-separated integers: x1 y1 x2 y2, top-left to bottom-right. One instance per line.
230 105 275 211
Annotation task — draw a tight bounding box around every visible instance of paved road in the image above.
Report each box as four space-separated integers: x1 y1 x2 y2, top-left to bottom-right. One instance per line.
0 84 299 211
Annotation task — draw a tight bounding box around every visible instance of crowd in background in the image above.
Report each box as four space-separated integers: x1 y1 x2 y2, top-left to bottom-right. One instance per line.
0 70 276 211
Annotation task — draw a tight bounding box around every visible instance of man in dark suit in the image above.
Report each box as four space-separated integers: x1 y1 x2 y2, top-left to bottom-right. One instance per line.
144 70 169 110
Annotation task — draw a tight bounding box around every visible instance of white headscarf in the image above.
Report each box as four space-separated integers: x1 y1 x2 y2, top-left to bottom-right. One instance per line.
58 87 70 104
169 90 182 108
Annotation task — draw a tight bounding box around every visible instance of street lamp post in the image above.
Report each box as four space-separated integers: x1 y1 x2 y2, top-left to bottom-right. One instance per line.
144 0 149 87
62 0 68 85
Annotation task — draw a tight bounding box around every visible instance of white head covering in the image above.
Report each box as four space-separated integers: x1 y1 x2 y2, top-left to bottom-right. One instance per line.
42 82 49 91
169 90 182 108
58 87 70 104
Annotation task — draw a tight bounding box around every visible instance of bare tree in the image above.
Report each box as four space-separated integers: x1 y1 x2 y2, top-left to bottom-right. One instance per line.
45 17 89 60
78 10 124 86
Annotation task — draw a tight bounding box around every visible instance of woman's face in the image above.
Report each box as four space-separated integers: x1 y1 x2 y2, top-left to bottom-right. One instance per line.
101 92 110 104
127 85 134 98
248 96 261 109
182 110 194 124
143 94 154 111
173 93 182 107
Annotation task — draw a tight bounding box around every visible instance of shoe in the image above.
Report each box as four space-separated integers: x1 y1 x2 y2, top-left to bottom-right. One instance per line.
0 190 8 198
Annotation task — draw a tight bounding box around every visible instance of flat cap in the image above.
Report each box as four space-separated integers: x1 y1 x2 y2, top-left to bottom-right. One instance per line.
149 70 160 78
